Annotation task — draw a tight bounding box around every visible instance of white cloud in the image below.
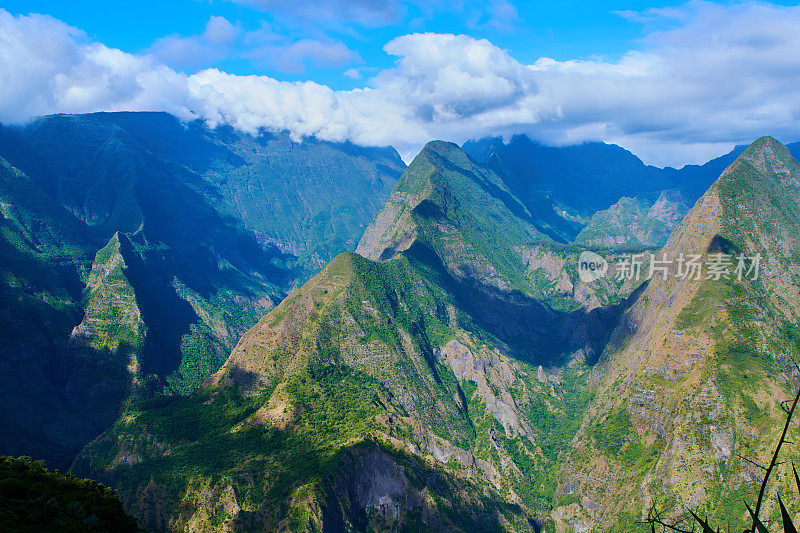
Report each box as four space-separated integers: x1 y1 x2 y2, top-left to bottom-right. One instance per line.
378 33 536 119
250 38 361 73
185 69 425 148
148 16 359 74
149 16 241 71
0 10 193 123
522 1 800 164
4 3 800 167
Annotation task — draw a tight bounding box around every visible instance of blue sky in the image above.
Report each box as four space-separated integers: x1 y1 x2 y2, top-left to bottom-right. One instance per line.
1 0 738 86
3 1 800 166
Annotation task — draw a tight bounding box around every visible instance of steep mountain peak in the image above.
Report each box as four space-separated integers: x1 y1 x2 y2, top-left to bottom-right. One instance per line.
598 135 800 374
205 251 361 388
357 139 560 299
0 110 406 467
401 139 487 193
358 140 525 256
557 136 800 529
732 135 796 177
81 240 544 530
419 139 463 157
396 140 461 191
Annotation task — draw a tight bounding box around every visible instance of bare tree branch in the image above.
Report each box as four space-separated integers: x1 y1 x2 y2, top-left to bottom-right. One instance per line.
749 383 800 532
735 453 767 471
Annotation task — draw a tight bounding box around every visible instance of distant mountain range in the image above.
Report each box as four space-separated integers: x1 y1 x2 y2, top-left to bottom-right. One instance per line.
464 135 800 245
0 111 403 468
4 112 800 531
463 134 748 219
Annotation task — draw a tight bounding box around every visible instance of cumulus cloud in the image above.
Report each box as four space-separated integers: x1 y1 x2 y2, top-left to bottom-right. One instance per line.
525 1 800 164
4 3 800 166
0 10 193 123
378 33 535 119
185 69 425 148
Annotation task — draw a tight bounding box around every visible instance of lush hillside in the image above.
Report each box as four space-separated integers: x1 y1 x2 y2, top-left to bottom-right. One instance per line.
0 112 404 469
6 114 800 531
357 141 549 288
75 136 800 532
0 456 140 532
552 137 800 530
75 252 543 531
75 141 646 531
0 112 404 273
575 189 689 248
356 141 634 360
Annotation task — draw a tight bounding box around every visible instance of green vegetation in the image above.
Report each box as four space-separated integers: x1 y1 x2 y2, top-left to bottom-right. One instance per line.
0 112 405 468
0 456 140 532
526 365 593 463
83 374 368 516
78 361 529 531
676 277 736 330
77 132 667 530
288 364 383 450
575 193 687 248
359 140 552 295
590 406 659 471
10 121 800 532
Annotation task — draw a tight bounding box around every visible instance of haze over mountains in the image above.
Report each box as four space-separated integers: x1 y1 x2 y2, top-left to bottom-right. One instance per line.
3 111 800 531
462 135 751 218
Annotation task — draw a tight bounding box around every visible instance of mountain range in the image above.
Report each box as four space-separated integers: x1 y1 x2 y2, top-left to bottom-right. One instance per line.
0 111 404 468
3 112 800 531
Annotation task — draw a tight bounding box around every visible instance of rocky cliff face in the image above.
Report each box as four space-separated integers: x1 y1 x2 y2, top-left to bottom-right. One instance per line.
43 133 800 531
77 142 655 531
552 137 800 530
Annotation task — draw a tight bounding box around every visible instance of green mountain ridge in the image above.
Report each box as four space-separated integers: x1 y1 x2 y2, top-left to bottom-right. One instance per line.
461 134 746 218
5 111 800 531
552 136 800 530
75 135 800 532
73 140 654 531
575 189 689 248
74 251 544 531
356 140 633 362
0 112 405 269
0 112 405 469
